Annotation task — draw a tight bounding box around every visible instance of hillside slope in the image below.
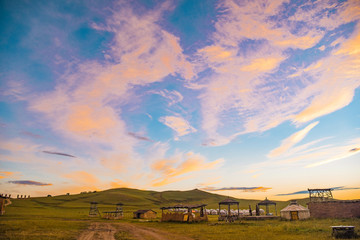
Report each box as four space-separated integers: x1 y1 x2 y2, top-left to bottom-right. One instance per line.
14 188 309 211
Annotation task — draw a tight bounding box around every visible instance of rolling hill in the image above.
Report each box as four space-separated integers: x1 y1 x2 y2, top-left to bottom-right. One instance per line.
10 188 310 214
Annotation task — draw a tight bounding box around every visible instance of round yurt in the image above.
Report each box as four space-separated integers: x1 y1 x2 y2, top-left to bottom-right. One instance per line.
280 200 310 220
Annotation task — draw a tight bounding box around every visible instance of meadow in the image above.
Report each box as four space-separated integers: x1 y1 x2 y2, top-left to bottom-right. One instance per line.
0 188 359 239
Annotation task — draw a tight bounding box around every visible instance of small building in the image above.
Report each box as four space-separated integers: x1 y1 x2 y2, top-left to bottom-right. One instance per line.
161 204 207 222
133 209 157 219
281 200 310 220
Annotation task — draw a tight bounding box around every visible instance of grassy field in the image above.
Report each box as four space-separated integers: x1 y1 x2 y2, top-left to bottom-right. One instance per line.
0 188 359 239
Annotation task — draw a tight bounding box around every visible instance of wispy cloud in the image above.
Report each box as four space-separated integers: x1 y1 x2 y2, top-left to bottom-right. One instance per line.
305 145 360 168
159 116 196 139
127 132 152 142
8 180 52 186
27 2 195 172
20 131 42 139
203 186 271 192
0 171 15 179
268 121 319 158
193 0 360 146
151 151 224 187
63 171 99 186
42 151 76 158
150 89 183 106
277 186 360 196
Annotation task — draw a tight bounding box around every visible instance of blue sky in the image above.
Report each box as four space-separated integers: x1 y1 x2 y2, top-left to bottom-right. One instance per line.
0 0 359 199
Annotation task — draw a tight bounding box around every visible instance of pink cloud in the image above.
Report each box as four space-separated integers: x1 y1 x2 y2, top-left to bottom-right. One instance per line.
150 151 224 187
28 3 195 172
159 116 196 139
268 121 319 158
194 0 360 145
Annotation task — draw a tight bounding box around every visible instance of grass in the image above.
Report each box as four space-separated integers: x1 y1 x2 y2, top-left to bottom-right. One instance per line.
0 188 359 239
137 217 360 240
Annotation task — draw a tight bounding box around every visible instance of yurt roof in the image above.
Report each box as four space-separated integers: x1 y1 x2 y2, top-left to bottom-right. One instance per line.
280 203 309 212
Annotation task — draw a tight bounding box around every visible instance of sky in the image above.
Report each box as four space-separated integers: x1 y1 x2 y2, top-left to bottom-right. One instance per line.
0 0 359 200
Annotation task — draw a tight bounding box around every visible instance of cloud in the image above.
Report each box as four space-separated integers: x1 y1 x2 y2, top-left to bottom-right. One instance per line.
151 151 224 187
110 179 133 189
268 121 319 158
159 116 196 139
150 89 183 106
192 0 360 146
203 186 271 192
27 2 195 172
127 132 152 142
276 186 360 196
42 151 76 158
0 171 15 179
350 148 360 152
20 131 42 139
305 145 360 168
8 180 52 186
276 190 309 196
63 171 99 185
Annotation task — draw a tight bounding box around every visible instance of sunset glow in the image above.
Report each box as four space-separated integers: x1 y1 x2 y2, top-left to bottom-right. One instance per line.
1 0 359 200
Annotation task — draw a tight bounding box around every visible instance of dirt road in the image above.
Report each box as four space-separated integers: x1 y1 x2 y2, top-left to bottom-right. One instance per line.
77 222 193 240
77 222 116 240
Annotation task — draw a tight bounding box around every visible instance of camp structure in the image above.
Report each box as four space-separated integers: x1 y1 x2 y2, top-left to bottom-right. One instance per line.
133 209 157 219
1 196 11 215
218 198 240 222
280 200 310 220
308 188 333 202
257 197 277 216
103 202 123 219
161 204 208 222
89 201 100 217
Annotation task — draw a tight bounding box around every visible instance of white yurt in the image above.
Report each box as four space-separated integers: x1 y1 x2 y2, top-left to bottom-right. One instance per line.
280 200 310 220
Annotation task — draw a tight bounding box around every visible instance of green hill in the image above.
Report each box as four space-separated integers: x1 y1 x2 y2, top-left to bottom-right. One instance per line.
8 187 310 216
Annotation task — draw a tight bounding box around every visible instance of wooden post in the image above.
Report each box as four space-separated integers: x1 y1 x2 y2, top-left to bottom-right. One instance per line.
237 203 240 219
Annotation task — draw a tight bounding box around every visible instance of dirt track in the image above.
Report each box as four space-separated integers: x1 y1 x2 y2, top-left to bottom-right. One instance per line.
77 222 193 240
77 222 116 240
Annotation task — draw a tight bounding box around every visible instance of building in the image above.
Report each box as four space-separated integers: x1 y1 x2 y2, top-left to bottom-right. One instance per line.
161 204 208 222
133 209 157 219
308 200 360 218
280 200 310 220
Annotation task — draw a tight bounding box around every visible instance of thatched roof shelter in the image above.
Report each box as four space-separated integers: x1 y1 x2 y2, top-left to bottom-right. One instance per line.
257 197 277 215
218 198 240 221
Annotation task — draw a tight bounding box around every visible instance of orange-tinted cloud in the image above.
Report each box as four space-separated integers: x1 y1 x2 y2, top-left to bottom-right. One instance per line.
0 171 14 179
196 0 360 145
151 152 224 187
159 116 196 139
110 179 133 189
64 171 99 185
268 121 319 158
202 186 271 192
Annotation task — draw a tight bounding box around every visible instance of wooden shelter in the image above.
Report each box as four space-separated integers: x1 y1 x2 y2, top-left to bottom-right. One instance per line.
133 209 157 219
308 188 333 202
161 204 207 222
103 202 123 219
257 197 277 216
0 195 7 215
218 198 239 222
280 200 310 220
